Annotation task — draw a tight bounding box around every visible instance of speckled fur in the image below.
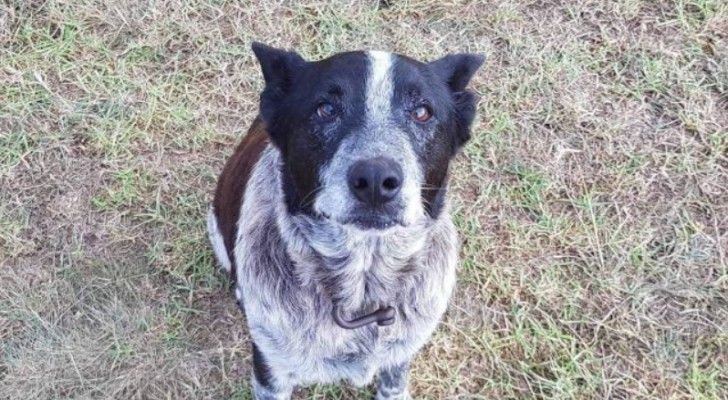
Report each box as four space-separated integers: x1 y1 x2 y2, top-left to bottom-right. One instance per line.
209 146 457 397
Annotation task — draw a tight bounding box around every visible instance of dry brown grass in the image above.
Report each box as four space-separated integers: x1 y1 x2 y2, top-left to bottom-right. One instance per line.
1 0 727 399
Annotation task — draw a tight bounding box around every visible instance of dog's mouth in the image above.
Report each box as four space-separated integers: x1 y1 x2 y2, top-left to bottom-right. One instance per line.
318 211 404 230
343 214 401 230
316 205 408 231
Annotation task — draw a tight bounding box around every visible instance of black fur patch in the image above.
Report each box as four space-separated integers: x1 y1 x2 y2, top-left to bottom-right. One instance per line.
252 342 274 388
391 54 484 217
253 44 370 216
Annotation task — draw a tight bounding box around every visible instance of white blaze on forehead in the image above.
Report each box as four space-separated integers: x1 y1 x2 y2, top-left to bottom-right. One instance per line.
366 51 394 124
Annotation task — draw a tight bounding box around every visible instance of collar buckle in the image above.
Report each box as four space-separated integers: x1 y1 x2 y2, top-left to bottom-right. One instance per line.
333 305 395 329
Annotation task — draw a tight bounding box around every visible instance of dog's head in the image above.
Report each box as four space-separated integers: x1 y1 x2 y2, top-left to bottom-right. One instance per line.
253 42 484 231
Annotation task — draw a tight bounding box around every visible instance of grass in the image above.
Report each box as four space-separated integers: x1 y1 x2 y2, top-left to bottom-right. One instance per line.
1 0 727 398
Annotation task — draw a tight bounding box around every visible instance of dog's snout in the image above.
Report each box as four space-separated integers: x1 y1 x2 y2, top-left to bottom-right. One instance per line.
347 157 403 206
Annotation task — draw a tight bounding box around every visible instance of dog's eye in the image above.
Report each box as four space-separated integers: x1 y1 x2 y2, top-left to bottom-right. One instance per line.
317 103 337 121
411 106 432 123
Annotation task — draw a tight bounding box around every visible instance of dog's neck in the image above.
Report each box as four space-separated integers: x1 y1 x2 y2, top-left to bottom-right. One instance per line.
272 165 436 315
277 210 431 307
268 146 451 321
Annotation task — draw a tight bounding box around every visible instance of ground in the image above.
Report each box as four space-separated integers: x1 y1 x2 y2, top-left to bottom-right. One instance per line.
1 0 727 399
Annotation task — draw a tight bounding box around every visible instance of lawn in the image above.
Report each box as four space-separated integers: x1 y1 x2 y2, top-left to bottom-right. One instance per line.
1 0 727 398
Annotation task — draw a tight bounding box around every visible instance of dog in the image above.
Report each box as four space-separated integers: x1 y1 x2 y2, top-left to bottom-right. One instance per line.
207 42 484 399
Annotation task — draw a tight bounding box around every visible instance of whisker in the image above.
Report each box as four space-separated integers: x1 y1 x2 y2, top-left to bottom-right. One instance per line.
419 183 444 191
299 186 324 209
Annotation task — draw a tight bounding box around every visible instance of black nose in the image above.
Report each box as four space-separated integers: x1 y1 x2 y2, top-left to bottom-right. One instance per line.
348 157 403 206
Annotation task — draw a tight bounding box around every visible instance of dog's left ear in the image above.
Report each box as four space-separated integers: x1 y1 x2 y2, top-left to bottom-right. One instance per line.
429 53 485 152
429 53 485 92
251 42 307 125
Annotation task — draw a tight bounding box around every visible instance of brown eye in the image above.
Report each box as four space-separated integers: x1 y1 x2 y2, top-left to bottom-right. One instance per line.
317 103 337 120
412 106 432 123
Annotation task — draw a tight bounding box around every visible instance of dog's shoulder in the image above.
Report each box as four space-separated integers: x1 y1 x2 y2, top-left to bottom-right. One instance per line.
212 117 270 274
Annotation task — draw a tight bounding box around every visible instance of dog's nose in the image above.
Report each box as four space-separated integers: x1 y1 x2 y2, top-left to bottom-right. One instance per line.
348 157 403 206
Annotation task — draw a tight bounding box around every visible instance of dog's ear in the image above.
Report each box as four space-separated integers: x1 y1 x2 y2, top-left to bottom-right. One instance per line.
429 53 485 152
429 53 485 92
450 90 478 151
251 42 306 123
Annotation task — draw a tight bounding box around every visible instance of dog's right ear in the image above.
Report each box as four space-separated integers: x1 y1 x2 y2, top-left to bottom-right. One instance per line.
251 42 306 123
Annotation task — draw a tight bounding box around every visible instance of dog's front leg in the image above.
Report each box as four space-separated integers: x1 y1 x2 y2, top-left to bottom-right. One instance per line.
376 362 410 400
251 343 293 400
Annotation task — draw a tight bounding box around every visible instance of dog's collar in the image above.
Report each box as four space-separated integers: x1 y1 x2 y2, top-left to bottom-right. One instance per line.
333 305 395 329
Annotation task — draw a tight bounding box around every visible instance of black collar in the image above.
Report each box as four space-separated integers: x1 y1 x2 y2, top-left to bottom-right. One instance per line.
333 305 395 329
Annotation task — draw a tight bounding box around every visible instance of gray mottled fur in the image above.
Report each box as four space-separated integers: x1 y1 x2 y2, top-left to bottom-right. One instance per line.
208 146 458 399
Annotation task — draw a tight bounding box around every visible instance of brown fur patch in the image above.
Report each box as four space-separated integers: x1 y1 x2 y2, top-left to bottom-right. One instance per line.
213 117 270 282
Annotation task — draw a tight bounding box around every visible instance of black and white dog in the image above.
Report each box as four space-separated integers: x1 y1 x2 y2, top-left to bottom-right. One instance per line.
208 42 484 399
